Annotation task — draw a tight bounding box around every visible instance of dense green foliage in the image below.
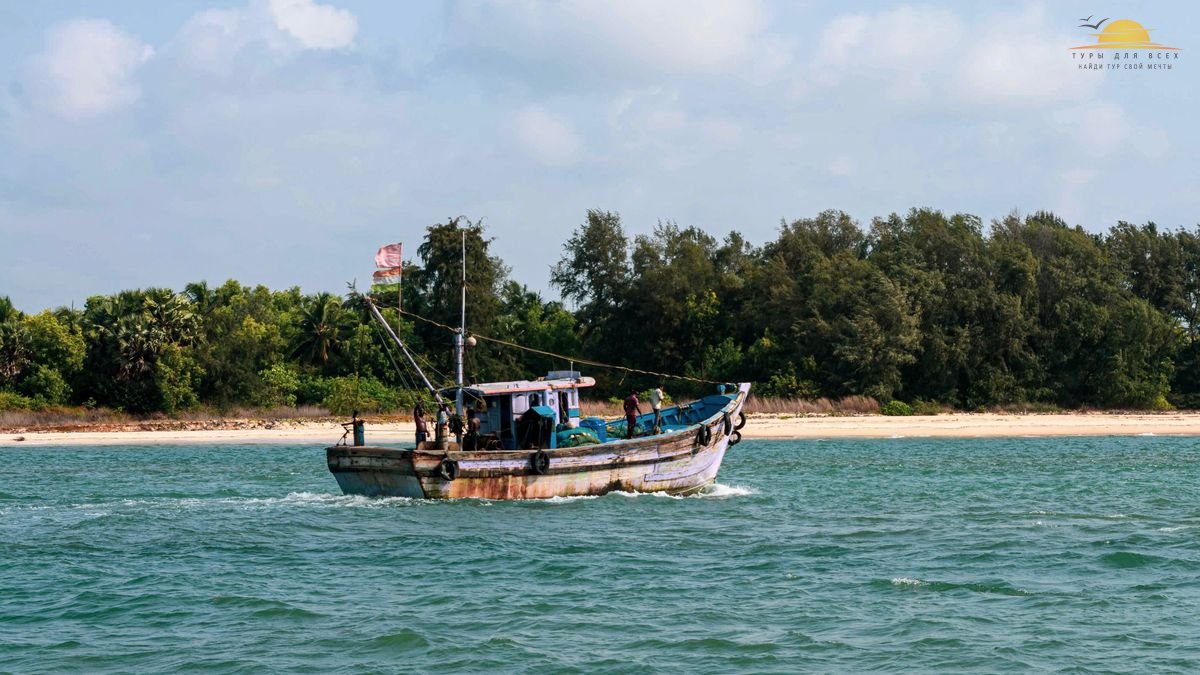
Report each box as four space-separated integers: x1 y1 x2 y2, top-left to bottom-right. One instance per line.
3 209 1200 414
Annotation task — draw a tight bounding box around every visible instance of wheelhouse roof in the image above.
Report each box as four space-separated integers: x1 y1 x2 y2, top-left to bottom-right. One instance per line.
440 376 595 398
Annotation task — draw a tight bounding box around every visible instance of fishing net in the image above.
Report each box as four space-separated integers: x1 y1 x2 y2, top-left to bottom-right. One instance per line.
556 428 601 448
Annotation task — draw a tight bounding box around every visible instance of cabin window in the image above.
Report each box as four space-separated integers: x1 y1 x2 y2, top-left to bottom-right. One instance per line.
529 393 540 408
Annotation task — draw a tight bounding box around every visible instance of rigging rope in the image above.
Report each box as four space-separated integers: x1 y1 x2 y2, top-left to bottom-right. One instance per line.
368 319 416 393
412 349 450 385
352 321 366 412
392 306 729 386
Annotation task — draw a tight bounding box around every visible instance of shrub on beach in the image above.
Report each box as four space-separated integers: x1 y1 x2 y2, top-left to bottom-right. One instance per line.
0 391 34 411
296 375 333 406
322 376 417 416
880 400 914 416
257 363 300 408
910 399 947 415
19 365 71 407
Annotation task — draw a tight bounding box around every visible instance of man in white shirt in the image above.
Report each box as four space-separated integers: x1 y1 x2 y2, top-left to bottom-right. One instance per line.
650 384 664 432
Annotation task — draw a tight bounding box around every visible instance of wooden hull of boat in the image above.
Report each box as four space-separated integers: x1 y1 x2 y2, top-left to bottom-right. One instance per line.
326 384 748 500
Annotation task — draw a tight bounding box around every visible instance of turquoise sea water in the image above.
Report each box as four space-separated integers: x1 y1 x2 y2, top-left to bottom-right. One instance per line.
3 436 1200 672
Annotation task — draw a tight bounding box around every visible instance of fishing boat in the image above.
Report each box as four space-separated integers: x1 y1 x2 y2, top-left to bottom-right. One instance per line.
325 238 750 499
326 371 749 499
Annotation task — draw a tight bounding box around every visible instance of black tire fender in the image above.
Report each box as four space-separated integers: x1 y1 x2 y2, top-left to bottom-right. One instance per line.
438 457 459 481
697 424 712 447
722 412 732 436
729 430 742 447
734 412 747 430
531 449 550 475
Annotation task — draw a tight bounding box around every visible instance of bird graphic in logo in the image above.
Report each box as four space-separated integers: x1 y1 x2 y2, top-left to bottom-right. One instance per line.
1078 15 1109 29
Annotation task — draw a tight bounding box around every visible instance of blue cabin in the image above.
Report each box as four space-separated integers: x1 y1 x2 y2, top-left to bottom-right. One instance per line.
441 371 592 450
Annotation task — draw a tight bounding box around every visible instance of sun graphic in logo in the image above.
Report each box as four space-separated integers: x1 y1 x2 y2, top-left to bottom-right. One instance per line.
1070 18 1180 50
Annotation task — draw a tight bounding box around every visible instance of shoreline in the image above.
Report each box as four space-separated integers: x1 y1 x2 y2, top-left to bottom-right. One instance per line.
4 412 1200 446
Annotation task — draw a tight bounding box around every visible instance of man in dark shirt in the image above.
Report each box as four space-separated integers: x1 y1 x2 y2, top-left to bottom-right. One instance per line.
413 402 428 445
623 389 641 439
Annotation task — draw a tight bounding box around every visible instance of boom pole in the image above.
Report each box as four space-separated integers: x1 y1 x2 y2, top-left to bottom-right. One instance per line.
364 297 443 405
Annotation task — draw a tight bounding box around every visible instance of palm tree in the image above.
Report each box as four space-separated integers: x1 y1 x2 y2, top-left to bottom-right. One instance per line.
0 296 20 323
293 293 348 367
143 289 198 346
116 314 164 381
0 319 29 385
184 281 217 318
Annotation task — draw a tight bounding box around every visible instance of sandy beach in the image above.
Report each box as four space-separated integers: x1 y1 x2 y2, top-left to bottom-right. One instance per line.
3 412 1200 446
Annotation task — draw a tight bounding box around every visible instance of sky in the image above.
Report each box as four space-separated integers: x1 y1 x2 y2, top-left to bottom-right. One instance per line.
1 0 1198 311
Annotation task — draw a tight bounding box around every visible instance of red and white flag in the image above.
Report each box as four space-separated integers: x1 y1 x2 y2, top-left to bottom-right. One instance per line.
375 243 403 268
372 267 403 285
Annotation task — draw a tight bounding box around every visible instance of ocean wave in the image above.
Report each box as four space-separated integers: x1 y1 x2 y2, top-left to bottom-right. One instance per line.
2 492 418 514
882 577 1033 596
1100 551 1168 569
15 485 761 510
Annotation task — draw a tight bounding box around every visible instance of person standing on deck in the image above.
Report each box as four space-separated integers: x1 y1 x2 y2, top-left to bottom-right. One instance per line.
623 389 641 439
414 402 429 445
465 407 481 450
435 403 449 442
650 384 664 433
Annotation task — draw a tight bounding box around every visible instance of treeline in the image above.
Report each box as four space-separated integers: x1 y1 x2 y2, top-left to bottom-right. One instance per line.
2 210 1199 415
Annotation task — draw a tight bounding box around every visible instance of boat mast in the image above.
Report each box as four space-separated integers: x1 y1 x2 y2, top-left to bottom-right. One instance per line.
454 229 466 419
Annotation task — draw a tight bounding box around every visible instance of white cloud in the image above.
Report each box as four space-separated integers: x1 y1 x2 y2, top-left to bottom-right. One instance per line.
819 14 869 67
176 7 272 72
952 5 1098 106
801 5 1112 108
174 0 356 72
603 87 742 168
1062 168 1096 186
807 6 964 100
700 118 743 146
828 155 855 177
1051 102 1171 160
267 0 358 51
29 19 154 119
1055 167 1098 225
1052 102 1130 157
452 0 772 76
815 7 965 67
513 105 582 166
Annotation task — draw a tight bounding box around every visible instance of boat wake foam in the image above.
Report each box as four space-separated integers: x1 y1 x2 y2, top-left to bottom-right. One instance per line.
3 485 759 513
473 483 758 504
272 491 416 508
703 483 757 497
606 483 757 500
